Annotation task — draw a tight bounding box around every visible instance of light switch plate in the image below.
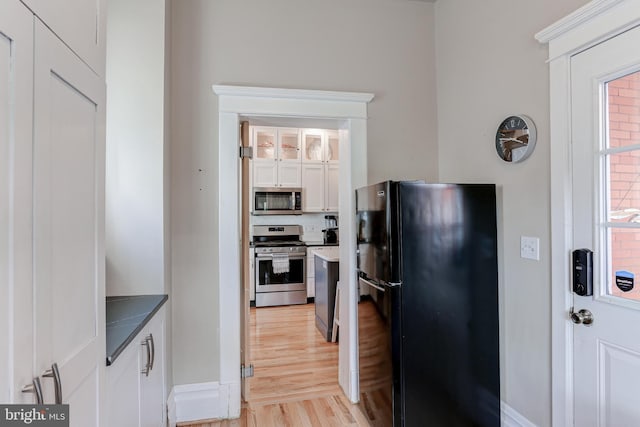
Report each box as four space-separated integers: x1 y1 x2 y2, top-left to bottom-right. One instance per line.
521 236 540 261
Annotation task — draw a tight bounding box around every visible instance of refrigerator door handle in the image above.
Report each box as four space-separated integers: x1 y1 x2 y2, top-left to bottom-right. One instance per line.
359 276 385 292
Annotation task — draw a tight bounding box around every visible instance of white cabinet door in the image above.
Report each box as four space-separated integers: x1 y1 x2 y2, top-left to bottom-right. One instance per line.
302 129 325 163
33 21 105 426
325 130 339 164
278 162 302 187
326 164 339 212
140 312 166 427
20 0 106 75
253 160 277 188
277 128 301 162
252 127 277 161
0 0 34 404
106 309 166 427
106 341 141 427
302 164 325 212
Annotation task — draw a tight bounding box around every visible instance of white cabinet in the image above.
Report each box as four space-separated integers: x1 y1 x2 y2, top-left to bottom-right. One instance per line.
1 2 106 424
0 0 35 405
20 0 106 75
301 130 339 212
107 308 166 427
252 126 301 188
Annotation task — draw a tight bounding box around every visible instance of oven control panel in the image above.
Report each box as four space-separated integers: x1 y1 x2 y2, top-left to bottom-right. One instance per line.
255 246 306 255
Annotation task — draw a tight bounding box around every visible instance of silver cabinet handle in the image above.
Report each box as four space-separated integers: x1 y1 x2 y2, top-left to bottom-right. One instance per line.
22 377 43 404
148 333 155 371
42 363 62 404
141 337 151 376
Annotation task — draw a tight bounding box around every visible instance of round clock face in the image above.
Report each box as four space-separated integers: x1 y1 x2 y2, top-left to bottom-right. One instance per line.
495 115 537 163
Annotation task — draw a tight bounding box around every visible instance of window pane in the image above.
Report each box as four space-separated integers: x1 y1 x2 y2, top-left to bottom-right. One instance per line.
607 71 640 149
609 227 640 301
607 152 640 222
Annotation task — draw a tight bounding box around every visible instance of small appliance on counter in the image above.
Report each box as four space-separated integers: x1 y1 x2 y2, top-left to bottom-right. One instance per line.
322 215 338 244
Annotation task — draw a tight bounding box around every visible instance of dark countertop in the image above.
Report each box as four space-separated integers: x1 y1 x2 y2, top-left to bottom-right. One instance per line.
106 294 168 366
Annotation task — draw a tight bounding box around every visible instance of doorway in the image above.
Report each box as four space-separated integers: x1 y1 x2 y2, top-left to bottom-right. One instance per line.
240 116 345 404
213 85 374 418
538 1 640 425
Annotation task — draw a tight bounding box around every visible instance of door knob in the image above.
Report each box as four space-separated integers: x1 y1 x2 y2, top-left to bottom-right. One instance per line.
570 308 594 325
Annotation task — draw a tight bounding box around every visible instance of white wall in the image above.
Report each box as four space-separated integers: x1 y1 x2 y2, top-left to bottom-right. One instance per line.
106 0 168 296
434 0 589 425
170 0 437 385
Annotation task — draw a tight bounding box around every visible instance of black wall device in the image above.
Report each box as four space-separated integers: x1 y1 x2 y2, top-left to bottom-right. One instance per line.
572 249 593 296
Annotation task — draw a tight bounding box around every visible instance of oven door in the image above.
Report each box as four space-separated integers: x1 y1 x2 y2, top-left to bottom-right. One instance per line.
255 252 306 293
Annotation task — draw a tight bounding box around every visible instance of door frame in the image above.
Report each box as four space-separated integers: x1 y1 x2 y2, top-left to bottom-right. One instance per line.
536 1 640 426
212 85 374 418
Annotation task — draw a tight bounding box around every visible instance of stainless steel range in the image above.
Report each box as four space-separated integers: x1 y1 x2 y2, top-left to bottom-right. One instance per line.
253 225 307 307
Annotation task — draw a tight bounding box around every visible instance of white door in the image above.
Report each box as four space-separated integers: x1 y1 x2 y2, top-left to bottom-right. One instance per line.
0 0 34 404
571 24 640 427
33 21 105 425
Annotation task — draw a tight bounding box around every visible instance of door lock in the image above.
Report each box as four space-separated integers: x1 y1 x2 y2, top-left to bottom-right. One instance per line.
570 308 593 325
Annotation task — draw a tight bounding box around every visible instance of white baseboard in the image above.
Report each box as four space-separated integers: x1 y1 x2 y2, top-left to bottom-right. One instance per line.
501 401 537 427
167 381 240 426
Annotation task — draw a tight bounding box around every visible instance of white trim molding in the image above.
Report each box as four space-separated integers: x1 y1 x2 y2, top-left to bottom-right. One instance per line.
535 0 640 61
167 381 233 426
211 85 373 420
536 1 640 426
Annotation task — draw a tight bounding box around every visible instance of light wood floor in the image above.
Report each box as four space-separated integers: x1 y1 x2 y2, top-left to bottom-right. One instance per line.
178 303 373 427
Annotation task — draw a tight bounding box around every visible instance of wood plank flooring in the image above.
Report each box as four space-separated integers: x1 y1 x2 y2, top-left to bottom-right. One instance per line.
178 304 373 427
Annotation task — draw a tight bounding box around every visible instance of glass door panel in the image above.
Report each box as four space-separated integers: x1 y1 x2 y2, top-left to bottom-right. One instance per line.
254 128 276 160
604 70 640 302
303 131 323 161
278 129 300 161
327 131 339 162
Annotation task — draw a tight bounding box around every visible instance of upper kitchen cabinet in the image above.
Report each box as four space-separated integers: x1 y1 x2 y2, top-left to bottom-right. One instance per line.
252 126 301 188
21 0 106 75
302 129 339 164
301 130 339 212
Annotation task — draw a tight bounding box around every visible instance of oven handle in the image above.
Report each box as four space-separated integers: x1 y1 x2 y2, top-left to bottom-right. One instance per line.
256 253 306 259
359 276 386 292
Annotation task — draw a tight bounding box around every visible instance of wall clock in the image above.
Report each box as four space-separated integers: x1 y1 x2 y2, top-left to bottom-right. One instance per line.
495 115 537 163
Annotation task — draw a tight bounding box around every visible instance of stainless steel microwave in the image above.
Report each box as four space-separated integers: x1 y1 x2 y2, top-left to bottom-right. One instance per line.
253 187 302 215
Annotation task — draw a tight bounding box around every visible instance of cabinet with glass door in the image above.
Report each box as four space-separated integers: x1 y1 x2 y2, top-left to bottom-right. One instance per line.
252 126 301 188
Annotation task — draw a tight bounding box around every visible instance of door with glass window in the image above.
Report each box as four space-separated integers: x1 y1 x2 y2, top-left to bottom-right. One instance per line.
571 25 640 426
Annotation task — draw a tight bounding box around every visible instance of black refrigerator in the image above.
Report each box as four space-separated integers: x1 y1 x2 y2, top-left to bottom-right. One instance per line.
356 181 500 427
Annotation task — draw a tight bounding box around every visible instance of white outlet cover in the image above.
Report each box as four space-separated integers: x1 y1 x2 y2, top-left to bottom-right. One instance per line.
521 236 540 261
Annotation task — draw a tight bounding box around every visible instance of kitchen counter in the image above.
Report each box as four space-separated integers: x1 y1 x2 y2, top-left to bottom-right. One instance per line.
310 246 340 262
106 294 168 366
